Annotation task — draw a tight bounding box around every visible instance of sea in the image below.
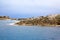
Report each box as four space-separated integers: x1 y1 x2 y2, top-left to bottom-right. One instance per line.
0 20 60 40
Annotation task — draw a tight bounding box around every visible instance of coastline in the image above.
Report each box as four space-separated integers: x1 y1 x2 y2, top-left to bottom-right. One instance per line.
15 21 60 27
15 24 60 27
0 19 60 27
8 20 20 26
0 14 60 27
0 19 11 20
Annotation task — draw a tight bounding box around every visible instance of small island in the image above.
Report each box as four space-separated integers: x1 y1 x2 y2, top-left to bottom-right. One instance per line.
0 16 16 20
0 16 10 20
15 14 60 26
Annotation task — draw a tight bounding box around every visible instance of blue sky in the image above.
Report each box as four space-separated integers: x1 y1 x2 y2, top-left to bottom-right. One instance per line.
0 0 60 18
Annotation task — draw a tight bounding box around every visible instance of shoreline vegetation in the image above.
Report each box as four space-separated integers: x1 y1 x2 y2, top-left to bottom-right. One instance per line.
0 14 60 27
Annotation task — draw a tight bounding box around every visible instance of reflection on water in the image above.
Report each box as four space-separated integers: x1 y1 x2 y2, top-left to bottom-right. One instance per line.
0 20 60 40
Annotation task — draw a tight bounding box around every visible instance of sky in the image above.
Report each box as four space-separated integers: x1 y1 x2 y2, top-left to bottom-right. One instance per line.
0 0 60 18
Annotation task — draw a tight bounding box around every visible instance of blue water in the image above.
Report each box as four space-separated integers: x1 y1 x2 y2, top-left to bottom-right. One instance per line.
0 20 60 40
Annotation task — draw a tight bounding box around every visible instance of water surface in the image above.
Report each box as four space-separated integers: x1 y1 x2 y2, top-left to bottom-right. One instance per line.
0 20 60 40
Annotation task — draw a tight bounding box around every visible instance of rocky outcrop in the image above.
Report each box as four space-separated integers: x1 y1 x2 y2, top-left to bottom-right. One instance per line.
15 14 60 26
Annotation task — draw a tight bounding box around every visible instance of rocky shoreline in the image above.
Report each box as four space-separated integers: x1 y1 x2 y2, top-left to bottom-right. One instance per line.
15 14 60 27
15 21 60 27
0 14 60 27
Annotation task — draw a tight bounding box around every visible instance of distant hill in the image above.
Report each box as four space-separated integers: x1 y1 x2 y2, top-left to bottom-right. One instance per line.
0 16 10 20
0 16 16 20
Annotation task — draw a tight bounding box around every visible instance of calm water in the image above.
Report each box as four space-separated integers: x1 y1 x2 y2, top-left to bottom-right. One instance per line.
0 20 60 40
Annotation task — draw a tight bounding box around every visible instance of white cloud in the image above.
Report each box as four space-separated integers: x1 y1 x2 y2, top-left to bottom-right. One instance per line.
1 0 60 14
1 0 60 7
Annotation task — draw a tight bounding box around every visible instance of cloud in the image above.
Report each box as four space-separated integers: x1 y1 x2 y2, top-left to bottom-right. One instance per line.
0 0 60 14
